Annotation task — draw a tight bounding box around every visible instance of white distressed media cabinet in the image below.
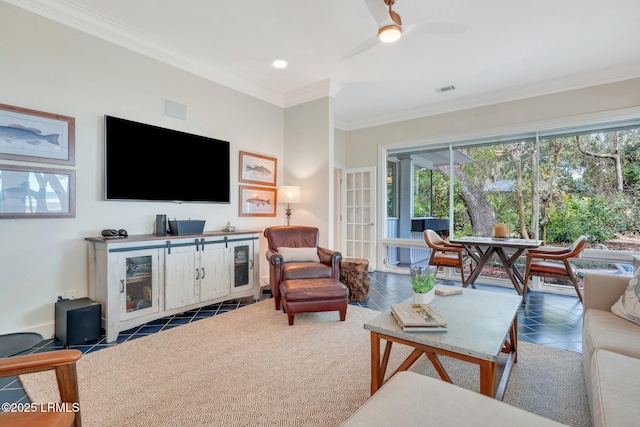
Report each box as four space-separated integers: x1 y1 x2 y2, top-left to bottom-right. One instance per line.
86 231 260 342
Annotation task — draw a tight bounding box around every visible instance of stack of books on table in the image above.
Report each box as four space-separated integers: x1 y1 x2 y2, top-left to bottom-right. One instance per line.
390 303 448 332
435 285 463 296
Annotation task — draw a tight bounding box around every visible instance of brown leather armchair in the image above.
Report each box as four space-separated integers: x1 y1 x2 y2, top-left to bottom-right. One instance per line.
264 226 342 310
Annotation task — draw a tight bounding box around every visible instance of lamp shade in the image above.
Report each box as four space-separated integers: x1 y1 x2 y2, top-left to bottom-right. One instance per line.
278 186 301 204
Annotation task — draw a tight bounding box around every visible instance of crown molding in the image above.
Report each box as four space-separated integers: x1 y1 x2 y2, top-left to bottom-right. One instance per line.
284 79 345 109
6 0 285 107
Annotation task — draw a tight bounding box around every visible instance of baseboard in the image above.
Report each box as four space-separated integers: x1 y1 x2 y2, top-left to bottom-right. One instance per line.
4 321 55 341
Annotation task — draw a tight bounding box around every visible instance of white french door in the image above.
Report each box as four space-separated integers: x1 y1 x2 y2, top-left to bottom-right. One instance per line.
342 167 376 270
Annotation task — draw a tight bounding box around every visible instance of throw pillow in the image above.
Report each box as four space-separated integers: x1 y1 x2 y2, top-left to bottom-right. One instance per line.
278 247 320 263
611 275 640 326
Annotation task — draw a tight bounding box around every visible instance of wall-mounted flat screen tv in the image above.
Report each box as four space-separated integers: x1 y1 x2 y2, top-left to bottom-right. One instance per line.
104 115 230 203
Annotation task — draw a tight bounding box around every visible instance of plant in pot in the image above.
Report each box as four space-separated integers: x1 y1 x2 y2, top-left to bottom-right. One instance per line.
410 267 437 304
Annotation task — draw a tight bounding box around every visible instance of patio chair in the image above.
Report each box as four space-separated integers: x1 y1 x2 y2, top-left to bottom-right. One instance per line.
523 235 588 302
0 349 82 426
423 229 474 286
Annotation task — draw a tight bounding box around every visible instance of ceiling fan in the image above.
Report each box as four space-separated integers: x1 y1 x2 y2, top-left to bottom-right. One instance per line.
342 0 466 60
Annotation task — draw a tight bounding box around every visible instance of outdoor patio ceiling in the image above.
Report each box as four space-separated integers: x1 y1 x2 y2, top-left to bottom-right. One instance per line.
387 149 475 167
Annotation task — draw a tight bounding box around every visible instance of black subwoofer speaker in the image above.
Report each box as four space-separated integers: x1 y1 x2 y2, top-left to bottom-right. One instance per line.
55 297 101 348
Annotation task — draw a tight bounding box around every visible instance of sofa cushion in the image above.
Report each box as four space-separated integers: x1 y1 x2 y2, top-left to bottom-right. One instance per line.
589 349 640 427
611 275 640 326
282 262 332 280
583 309 640 369
278 246 320 263
342 371 566 426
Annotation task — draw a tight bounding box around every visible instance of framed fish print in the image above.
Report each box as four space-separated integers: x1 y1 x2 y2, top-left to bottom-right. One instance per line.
0 163 76 219
238 185 277 217
238 151 277 186
0 103 75 165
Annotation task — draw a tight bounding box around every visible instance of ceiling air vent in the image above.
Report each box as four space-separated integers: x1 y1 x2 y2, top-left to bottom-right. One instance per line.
435 85 456 93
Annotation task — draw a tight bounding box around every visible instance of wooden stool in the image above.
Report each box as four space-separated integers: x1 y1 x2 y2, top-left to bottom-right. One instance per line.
279 278 349 325
340 257 370 302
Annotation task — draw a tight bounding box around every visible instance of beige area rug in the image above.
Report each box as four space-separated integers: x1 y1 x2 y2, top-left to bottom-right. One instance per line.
21 301 591 426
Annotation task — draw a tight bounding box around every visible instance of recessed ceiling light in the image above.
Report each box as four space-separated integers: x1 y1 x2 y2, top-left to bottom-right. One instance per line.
272 59 287 69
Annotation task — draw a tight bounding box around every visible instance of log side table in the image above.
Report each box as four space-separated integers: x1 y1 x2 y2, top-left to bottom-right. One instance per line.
339 257 370 302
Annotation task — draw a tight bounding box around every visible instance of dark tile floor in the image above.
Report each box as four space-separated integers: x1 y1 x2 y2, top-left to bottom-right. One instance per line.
0 271 583 407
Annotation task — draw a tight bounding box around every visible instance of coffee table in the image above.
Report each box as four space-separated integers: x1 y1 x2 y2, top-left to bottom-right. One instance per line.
364 286 521 400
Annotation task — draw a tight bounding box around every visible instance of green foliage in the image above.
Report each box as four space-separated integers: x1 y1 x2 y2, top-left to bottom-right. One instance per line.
412 272 436 294
413 166 433 217
545 193 629 244
391 128 640 247
430 172 472 236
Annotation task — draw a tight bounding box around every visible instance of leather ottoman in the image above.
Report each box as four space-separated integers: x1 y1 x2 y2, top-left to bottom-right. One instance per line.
279 278 349 325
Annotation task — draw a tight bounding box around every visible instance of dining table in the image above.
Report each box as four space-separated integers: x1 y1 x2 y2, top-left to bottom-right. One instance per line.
449 236 542 296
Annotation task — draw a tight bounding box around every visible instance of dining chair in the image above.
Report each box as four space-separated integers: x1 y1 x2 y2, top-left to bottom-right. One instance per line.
423 229 474 286
523 235 588 302
0 349 82 426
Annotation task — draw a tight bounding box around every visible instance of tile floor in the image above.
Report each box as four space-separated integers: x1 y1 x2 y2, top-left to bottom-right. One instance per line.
0 271 583 407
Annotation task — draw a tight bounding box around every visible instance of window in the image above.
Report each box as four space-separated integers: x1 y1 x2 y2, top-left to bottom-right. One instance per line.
383 119 640 288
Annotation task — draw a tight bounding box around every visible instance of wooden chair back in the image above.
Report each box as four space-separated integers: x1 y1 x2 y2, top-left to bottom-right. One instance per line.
0 349 82 427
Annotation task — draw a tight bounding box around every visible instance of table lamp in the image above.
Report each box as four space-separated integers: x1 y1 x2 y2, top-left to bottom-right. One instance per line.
278 186 301 225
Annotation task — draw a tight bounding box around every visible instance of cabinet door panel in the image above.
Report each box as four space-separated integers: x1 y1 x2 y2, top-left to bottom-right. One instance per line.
116 249 160 321
164 246 199 310
229 241 254 294
200 245 228 301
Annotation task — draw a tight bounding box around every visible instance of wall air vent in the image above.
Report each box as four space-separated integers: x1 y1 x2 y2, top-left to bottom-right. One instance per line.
435 85 456 93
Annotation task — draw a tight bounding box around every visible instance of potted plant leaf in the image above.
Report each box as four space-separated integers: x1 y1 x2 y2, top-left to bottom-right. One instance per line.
410 267 437 304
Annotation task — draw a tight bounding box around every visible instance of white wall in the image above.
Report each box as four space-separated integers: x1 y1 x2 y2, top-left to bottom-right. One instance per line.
345 78 640 169
283 97 335 247
0 3 285 336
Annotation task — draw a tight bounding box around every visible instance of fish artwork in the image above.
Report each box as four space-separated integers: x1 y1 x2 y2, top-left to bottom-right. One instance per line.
245 164 271 176
0 124 60 146
246 197 271 206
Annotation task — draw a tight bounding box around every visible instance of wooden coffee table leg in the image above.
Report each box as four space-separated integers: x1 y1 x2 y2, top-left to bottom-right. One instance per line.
425 352 452 383
479 360 497 397
496 317 518 400
370 331 381 395
510 317 518 363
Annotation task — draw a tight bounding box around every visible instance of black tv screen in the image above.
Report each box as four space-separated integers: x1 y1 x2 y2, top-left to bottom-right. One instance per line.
104 115 230 203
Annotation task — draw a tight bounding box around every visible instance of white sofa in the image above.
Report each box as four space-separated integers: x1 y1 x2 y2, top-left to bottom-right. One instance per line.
582 272 640 427
342 371 565 426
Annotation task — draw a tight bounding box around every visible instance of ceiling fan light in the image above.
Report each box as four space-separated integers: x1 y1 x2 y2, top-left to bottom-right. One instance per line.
378 25 402 43
272 59 288 69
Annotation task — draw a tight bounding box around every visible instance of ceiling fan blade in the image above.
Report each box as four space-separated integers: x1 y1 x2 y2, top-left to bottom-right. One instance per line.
341 35 380 60
364 0 395 28
406 22 467 36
